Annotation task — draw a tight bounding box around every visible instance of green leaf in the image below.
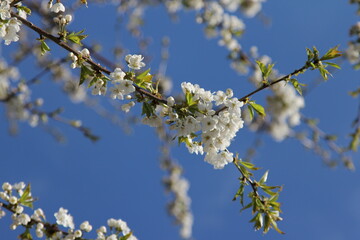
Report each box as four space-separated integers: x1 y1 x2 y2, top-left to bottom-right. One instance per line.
19 228 33 240
17 6 32 15
185 92 196 106
270 218 285 234
289 78 305 95
137 68 151 80
249 101 266 118
240 202 253 212
353 62 360 70
66 30 88 46
263 214 271 233
269 194 279 202
239 161 259 170
256 61 274 82
259 170 269 184
312 46 320 60
268 200 281 210
19 184 33 208
319 67 330 80
306 48 314 62
324 62 341 69
253 213 263 231
262 187 277 196
233 184 244 203
349 88 360 97
135 70 153 89
324 134 338 141
256 61 266 74
40 40 51 56
142 102 155 117
247 105 254 121
349 127 360 152
320 45 342 61
79 65 94 85
120 232 133 240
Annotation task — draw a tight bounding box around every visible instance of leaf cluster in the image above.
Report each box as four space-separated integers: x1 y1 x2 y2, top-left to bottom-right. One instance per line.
65 30 88 46
305 46 342 80
256 61 274 84
232 159 283 234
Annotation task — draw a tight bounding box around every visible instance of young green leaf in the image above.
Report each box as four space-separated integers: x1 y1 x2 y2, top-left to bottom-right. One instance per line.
239 160 260 170
79 65 94 85
141 102 155 117
319 67 331 80
40 40 51 56
17 6 32 15
306 48 314 62
324 62 341 69
349 127 360 151
290 78 306 95
18 184 33 208
349 87 360 97
66 30 88 46
233 184 244 202
320 45 342 61
137 68 151 80
249 101 266 118
256 61 274 82
247 105 254 121
259 170 269 184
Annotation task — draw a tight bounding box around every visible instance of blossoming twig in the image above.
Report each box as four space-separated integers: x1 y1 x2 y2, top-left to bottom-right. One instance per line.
10 11 167 104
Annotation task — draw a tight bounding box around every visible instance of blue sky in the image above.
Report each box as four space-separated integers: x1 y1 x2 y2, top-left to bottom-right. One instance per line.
1 0 359 239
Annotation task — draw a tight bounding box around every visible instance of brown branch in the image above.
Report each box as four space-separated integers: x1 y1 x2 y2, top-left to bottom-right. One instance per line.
233 159 260 198
215 65 307 114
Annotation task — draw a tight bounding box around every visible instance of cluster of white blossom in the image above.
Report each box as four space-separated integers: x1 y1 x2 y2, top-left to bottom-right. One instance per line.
221 0 266 18
163 166 193 238
0 182 34 230
90 54 144 113
69 48 91 69
53 14 72 29
0 182 138 240
157 83 244 169
69 52 144 105
0 58 19 99
0 58 46 127
197 2 245 51
0 0 25 45
346 22 360 65
266 84 305 141
246 51 305 141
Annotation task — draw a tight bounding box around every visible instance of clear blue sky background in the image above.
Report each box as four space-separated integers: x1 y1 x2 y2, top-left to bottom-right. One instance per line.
1 0 359 239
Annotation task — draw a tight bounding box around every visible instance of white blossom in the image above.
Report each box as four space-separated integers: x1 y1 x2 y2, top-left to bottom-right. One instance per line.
2 182 12 191
121 101 135 113
54 207 74 229
9 196 17 205
167 96 175 107
0 1 11 20
110 68 126 84
51 2 66 13
125 54 145 70
80 221 92 232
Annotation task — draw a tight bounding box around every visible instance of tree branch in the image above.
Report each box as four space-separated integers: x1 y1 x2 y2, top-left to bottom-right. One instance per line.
10 12 167 104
